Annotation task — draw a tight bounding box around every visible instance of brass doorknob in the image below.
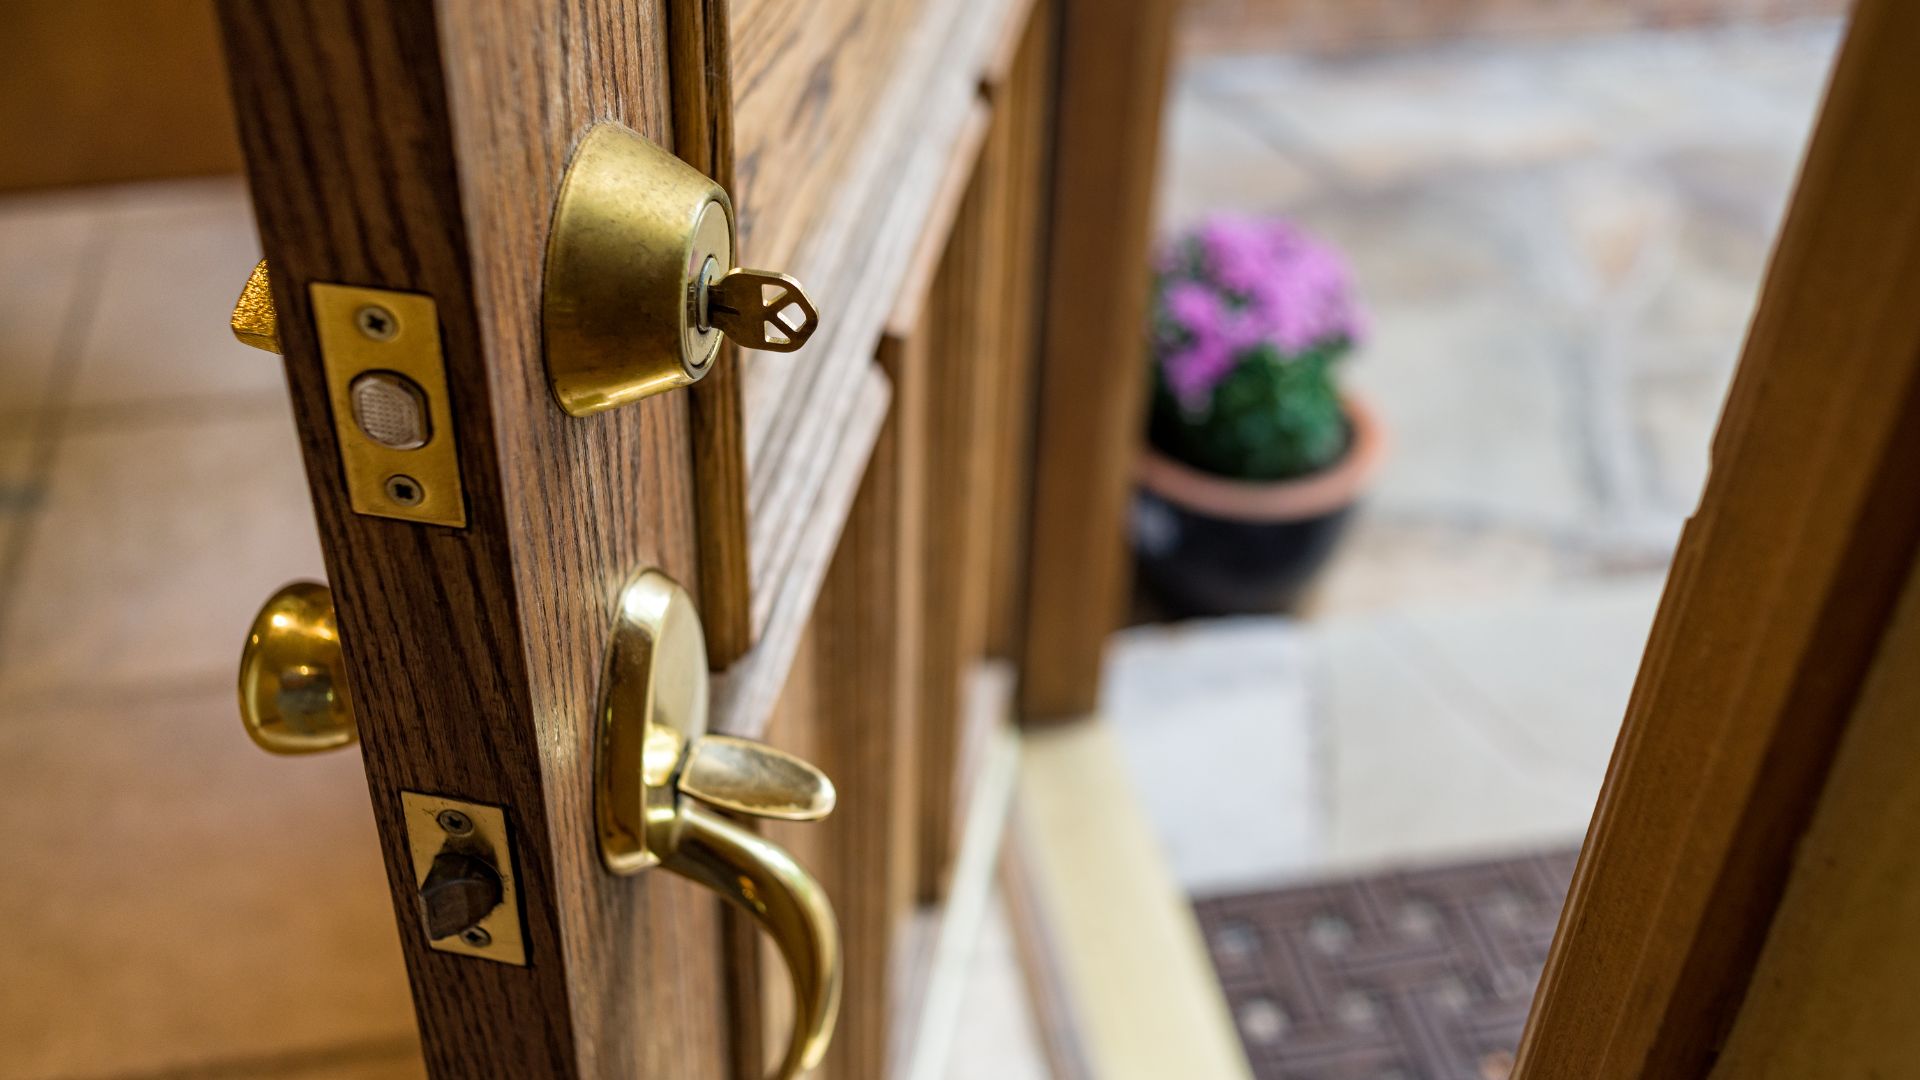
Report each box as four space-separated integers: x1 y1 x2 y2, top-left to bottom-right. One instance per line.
598 569 842 1080
238 581 357 753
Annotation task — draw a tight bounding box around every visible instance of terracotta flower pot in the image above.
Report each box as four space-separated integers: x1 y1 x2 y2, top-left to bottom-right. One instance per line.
1131 395 1386 615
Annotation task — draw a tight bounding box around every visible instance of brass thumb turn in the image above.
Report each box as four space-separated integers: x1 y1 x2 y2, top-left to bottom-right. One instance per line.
238 581 357 754
597 569 842 1080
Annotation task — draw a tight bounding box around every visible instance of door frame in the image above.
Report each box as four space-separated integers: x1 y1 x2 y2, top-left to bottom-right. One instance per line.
1515 2 1920 1072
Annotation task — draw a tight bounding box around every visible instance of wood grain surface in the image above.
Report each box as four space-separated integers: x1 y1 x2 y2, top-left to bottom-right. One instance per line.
669 0 756 668
730 0 1023 648
768 340 928 1080
1710 557 1920 1077
912 100 1017 901
982 2 1054 663
0 0 241 191
215 3 727 1076
1020 0 1180 720
1514 2 1920 1073
709 366 889 741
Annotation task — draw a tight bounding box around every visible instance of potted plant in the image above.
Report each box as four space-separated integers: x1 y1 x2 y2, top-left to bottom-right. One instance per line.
1132 215 1384 615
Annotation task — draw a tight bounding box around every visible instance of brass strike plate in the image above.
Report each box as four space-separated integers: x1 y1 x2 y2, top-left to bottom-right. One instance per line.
310 283 467 527
400 792 527 966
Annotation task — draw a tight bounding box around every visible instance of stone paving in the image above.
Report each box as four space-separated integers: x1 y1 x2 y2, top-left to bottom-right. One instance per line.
1157 18 1838 614
1114 19 1845 889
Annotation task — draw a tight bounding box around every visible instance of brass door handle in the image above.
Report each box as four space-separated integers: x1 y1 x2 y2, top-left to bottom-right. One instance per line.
668 804 839 1077
596 569 842 1080
236 571 844 1074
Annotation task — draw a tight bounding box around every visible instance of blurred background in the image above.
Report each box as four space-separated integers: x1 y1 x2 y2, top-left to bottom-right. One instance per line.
1113 1 1843 1076
0 1 1847 1078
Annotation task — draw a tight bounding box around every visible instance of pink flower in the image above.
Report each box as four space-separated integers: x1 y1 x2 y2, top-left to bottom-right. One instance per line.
1164 280 1226 337
1152 215 1365 407
1162 335 1237 409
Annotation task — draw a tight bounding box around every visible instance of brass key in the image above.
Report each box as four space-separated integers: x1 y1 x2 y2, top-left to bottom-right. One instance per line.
700 263 818 353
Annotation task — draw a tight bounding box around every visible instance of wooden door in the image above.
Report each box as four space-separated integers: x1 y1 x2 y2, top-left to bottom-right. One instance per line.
1514 0 1920 1073
214 4 730 1078
209 0 1164 1078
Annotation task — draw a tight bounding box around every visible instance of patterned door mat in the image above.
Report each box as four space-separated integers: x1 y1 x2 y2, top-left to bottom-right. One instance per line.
1193 847 1579 1080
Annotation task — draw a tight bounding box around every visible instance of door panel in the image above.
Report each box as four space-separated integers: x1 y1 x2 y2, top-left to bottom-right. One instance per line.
214 3 727 1076
723 2 1058 1075
724 0 1031 663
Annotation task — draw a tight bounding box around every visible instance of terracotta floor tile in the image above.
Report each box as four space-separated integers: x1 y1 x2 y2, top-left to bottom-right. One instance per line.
0 682 415 1079
67 178 282 413
0 402 322 694
0 435 35 579
0 189 106 420
270 1049 429 1080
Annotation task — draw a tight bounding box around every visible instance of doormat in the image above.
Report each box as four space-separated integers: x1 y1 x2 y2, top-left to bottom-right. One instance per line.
1193 847 1579 1080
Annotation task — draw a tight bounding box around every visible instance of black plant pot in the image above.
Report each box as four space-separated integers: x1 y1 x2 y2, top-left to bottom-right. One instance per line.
1130 396 1384 617
1133 491 1357 615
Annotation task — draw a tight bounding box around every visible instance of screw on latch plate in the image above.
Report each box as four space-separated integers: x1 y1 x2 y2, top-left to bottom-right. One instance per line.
355 304 399 341
383 474 425 507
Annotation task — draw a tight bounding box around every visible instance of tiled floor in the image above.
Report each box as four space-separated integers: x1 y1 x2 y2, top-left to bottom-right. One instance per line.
0 180 420 1078
1117 19 1841 889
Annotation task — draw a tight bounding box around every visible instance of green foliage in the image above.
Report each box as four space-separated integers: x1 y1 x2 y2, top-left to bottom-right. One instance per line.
1149 341 1350 482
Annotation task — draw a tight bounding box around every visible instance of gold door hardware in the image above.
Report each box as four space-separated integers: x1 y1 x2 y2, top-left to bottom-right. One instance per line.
227 269 467 527
542 122 819 417
233 125 813 423
310 283 466 526
239 581 356 754
232 260 279 352
400 792 527 965
598 569 842 1079
238 585 530 965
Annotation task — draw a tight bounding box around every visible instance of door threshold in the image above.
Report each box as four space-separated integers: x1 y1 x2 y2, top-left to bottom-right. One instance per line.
1004 717 1254 1080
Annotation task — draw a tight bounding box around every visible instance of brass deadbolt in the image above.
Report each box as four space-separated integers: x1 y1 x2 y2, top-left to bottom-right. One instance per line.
227 122 815 422
542 122 819 417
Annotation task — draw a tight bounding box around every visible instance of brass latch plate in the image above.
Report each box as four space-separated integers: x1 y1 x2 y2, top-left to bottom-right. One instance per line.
400 792 527 966
310 283 467 527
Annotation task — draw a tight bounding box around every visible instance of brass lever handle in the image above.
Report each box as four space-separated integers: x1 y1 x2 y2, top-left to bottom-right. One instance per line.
668 804 841 1080
596 568 842 1079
